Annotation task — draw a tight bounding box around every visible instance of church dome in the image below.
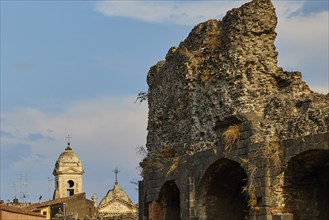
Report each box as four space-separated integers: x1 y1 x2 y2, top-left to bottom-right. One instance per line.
57 146 81 163
53 144 84 175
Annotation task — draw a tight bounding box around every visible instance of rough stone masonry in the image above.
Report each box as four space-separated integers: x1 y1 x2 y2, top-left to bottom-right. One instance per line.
139 0 329 219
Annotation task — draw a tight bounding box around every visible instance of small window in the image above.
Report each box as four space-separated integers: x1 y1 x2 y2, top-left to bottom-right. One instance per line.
67 189 74 196
67 180 74 188
43 211 47 216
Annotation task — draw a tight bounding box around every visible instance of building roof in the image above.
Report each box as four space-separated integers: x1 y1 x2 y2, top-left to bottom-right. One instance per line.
57 146 80 163
0 203 46 218
23 193 86 211
98 182 138 216
99 183 134 207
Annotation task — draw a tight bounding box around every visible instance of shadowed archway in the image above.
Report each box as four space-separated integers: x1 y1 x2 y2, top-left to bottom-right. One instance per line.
197 158 248 220
284 150 329 220
158 180 180 220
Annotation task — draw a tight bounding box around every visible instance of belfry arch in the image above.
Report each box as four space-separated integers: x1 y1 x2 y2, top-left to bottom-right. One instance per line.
284 150 329 220
197 158 248 220
158 180 180 220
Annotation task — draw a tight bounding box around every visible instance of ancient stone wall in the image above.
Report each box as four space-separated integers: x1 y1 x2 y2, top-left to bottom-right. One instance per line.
141 0 329 219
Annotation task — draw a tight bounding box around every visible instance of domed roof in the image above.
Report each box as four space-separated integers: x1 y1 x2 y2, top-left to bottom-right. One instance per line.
57 145 81 163
53 143 84 175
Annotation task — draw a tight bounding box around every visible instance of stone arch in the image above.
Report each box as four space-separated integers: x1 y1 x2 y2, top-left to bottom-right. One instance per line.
67 180 74 187
284 149 329 220
66 180 74 196
197 158 248 220
158 180 180 220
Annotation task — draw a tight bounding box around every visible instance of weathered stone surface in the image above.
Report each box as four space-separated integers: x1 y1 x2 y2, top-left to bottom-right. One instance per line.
272 213 293 220
140 0 329 219
146 0 328 157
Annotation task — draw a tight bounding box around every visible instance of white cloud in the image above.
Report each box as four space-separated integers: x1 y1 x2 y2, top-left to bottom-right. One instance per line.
273 2 329 92
95 1 247 25
275 5 328 64
95 0 328 93
1 96 148 203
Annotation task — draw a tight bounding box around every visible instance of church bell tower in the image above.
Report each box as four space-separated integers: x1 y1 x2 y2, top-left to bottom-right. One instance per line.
52 137 84 199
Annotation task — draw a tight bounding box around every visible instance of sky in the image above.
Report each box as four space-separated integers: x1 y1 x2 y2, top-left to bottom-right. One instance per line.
0 0 328 205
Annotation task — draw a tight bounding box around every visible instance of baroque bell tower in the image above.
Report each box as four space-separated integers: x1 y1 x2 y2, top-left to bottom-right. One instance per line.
52 136 84 199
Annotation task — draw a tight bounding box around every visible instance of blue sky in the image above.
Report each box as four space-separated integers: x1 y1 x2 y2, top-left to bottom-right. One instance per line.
1 0 328 204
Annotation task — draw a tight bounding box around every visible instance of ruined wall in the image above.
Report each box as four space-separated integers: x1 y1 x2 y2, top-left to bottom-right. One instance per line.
146 0 328 156
141 0 329 219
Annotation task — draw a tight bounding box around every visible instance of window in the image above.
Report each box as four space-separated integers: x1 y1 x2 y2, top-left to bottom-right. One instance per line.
67 180 74 188
67 189 74 196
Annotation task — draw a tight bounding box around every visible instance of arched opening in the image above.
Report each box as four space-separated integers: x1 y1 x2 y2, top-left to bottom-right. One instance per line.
67 180 74 188
158 180 180 220
66 180 75 196
197 158 248 220
67 189 74 196
284 150 329 220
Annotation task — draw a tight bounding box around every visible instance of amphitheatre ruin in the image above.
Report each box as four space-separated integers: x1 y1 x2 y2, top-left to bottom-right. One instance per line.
139 0 329 219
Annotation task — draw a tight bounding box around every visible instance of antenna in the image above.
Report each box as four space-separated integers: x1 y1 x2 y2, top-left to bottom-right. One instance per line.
12 182 16 199
48 177 54 200
20 172 28 202
19 174 23 200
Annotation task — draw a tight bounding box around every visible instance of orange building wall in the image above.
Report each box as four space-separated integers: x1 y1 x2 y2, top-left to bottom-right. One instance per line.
1 209 46 220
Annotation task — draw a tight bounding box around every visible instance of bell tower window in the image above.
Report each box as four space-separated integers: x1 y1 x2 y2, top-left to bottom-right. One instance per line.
67 180 74 188
67 189 74 196
67 180 75 196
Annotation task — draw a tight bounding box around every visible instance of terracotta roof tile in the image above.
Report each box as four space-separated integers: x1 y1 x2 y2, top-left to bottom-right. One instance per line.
0 204 46 218
23 193 86 211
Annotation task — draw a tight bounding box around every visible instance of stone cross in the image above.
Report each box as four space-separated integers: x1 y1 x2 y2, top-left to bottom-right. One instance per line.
113 167 120 184
66 134 72 145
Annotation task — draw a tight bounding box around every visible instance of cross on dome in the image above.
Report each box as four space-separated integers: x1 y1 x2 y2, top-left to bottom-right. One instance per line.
65 134 72 150
66 134 72 145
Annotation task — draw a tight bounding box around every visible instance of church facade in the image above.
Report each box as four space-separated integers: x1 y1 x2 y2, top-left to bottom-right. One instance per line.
51 140 138 219
98 182 138 219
